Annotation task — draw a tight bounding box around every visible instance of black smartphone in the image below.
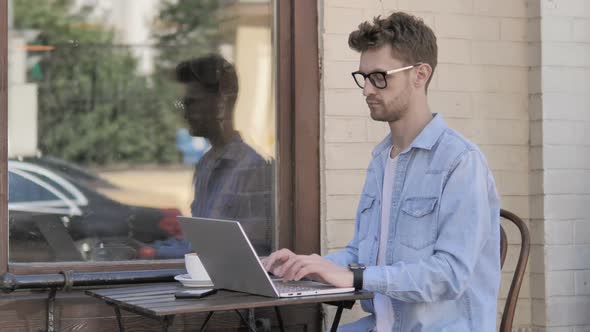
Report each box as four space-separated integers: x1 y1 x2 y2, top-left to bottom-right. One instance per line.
174 288 217 299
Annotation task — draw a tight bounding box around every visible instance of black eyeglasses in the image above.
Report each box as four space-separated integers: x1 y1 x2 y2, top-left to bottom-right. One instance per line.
351 63 422 89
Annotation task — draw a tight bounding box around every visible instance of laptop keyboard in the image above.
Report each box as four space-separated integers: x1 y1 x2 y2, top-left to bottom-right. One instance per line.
273 281 332 293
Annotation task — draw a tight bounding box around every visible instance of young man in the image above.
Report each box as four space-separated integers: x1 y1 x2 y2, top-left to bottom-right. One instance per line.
263 12 500 331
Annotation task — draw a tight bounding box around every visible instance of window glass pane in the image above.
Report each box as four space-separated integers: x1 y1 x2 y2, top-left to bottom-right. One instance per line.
10 161 82 201
26 173 77 200
8 171 60 203
7 0 276 263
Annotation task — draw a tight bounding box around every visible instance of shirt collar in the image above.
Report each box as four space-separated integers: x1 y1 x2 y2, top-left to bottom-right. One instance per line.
371 113 447 157
201 133 248 165
219 134 248 161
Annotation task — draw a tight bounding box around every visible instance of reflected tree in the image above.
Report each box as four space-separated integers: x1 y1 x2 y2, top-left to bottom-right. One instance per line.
13 0 181 165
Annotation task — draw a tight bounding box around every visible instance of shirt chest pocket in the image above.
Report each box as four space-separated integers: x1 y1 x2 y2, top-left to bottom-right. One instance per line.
398 196 438 250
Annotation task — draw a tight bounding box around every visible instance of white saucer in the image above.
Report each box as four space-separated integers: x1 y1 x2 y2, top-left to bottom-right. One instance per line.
174 274 214 288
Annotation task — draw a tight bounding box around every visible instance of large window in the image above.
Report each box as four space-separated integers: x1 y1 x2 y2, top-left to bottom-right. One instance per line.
1 0 318 275
6 0 278 264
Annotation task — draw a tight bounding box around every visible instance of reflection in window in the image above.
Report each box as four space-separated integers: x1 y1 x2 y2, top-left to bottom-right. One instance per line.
8 0 276 262
8 172 59 203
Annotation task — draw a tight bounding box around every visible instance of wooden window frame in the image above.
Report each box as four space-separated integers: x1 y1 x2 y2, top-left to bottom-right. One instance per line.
0 0 319 276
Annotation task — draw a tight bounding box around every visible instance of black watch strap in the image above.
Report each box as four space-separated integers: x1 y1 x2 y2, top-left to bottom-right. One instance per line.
352 268 363 290
348 263 365 291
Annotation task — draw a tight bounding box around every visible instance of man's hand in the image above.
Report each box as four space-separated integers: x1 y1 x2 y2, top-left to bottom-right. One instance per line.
262 249 353 288
261 248 296 275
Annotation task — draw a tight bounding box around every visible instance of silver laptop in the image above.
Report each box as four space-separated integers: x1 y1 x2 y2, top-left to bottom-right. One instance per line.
178 216 355 298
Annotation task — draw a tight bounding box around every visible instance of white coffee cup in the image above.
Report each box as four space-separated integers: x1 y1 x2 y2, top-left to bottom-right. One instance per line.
184 253 211 281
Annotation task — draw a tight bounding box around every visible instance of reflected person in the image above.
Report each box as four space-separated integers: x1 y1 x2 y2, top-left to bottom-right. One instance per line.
152 54 273 258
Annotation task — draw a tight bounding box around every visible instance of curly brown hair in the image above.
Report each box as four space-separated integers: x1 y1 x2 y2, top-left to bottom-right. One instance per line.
349 12 437 91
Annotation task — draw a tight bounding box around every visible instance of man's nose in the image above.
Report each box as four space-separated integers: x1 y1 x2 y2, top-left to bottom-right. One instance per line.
362 78 377 97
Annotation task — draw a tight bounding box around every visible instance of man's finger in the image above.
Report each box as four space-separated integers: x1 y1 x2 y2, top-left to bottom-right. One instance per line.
284 256 311 280
269 258 288 275
263 249 291 271
262 253 278 271
276 254 301 278
270 251 298 275
294 266 314 281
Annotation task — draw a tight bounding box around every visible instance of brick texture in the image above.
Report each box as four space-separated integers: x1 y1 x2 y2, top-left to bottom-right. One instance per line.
539 3 590 323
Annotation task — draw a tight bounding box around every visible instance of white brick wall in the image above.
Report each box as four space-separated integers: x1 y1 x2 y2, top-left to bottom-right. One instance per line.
436 15 500 40
531 0 590 330
319 0 535 329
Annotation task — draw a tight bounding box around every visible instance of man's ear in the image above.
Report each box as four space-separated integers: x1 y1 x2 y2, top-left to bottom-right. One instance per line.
415 64 433 89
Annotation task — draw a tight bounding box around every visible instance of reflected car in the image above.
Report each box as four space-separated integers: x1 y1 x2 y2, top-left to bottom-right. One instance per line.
8 158 182 262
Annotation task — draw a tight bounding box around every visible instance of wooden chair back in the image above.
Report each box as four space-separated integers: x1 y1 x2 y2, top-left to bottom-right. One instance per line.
499 209 530 332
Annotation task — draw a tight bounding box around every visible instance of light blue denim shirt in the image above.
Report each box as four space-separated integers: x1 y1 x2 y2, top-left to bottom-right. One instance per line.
325 114 501 332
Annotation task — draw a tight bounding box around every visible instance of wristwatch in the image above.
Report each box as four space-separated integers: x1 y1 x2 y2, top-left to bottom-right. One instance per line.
348 263 366 291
